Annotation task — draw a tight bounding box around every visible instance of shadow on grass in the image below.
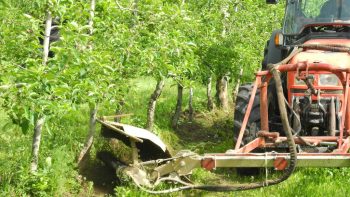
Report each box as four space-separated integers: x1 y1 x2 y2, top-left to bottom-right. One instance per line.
78 151 120 195
175 110 234 146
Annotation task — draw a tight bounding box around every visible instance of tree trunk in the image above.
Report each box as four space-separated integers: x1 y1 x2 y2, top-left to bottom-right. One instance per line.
181 0 186 7
77 0 96 164
42 11 52 65
216 4 230 111
31 116 45 172
0 83 27 90
221 4 230 38
171 84 183 128
189 87 194 122
88 0 95 36
31 9 51 172
77 105 98 164
86 0 95 51
146 79 165 131
232 68 243 110
114 99 125 123
216 75 229 111
131 0 138 26
132 0 138 16
207 77 215 111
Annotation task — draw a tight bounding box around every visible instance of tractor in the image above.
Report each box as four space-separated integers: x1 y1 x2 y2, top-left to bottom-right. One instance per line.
97 0 350 193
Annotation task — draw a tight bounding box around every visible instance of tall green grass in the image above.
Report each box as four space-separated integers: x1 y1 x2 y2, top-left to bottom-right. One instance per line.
0 103 89 196
2 77 350 196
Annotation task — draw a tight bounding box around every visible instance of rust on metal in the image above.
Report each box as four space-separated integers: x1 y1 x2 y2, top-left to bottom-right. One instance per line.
233 137 265 154
274 157 288 170
260 79 269 131
201 158 216 171
257 131 280 140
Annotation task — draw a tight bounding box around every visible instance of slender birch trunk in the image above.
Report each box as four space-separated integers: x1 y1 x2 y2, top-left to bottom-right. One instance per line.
132 0 138 17
88 0 95 36
232 68 243 109
207 77 214 111
146 79 165 131
30 10 52 172
214 4 230 111
114 99 125 122
216 75 229 111
0 83 27 90
77 105 98 163
42 11 52 65
188 87 194 122
31 116 45 172
221 4 229 38
78 0 97 164
171 84 183 128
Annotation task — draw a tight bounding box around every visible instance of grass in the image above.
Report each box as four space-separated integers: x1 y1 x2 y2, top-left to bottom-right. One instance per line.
1 77 350 196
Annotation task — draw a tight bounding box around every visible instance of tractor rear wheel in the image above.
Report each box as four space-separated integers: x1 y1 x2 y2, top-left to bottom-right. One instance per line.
234 83 262 175
234 84 261 146
234 81 281 175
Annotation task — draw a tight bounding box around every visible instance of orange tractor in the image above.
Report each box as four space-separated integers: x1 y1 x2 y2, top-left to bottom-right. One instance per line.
98 0 350 193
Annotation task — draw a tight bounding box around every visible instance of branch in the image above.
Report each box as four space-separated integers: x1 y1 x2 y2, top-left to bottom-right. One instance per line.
31 116 46 172
88 0 95 35
77 105 98 164
115 0 139 13
0 83 28 90
43 11 52 65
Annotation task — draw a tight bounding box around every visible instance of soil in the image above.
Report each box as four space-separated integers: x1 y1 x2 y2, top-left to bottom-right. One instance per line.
177 109 234 143
78 151 119 196
78 109 235 196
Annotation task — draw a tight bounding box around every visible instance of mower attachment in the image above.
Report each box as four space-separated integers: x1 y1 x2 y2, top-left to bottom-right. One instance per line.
97 119 171 161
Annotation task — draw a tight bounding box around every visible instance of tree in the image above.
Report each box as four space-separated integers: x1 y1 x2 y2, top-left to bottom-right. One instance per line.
0 0 137 171
77 0 97 164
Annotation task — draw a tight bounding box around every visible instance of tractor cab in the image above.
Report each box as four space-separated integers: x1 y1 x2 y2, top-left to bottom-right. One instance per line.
282 0 350 45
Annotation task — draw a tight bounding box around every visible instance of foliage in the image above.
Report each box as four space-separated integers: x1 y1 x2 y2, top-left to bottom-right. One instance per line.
1 0 326 196
0 0 284 132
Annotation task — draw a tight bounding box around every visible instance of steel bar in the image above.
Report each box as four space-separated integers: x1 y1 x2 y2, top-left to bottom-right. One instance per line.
205 153 350 168
339 74 350 148
234 76 261 150
257 62 347 83
346 87 350 134
260 80 269 131
232 138 264 154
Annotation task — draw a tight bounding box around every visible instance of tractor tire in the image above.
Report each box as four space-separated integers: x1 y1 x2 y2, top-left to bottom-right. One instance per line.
233 81 281 176
234 84 261 146
234 83 263 176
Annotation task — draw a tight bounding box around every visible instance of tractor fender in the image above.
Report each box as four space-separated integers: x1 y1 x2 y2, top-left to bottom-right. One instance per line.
262 30 283 70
